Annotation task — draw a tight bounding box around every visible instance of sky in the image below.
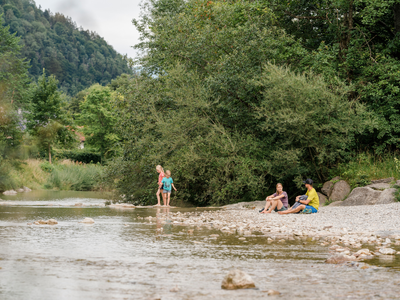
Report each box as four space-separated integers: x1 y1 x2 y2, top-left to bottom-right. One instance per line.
35 0 142 59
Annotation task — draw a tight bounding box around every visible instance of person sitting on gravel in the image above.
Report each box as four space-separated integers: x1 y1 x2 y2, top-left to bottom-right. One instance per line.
260 183 288 213
278 179 319 215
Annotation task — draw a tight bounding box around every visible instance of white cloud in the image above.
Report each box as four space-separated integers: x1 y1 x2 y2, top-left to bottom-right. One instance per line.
35 0 142 58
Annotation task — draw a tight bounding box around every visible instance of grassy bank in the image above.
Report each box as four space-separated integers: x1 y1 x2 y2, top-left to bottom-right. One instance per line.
3 159 104 192
330 153 400 189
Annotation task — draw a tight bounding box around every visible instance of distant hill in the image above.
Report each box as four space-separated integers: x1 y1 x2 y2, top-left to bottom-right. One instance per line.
0 0 132 95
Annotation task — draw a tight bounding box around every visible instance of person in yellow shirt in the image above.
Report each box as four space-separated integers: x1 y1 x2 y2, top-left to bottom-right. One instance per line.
278 179 319 214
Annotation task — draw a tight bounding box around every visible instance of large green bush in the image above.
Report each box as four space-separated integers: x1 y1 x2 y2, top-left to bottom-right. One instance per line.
107 64 372 206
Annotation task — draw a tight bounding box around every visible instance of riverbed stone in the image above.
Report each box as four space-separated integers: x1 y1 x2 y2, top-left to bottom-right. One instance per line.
3 190 17 195
326 254 357 264
266 290 281 295
80 217 95 224
221 269 256 290
379 248 396 255
16 188 24 193
330 180 351 202
23 186 32 192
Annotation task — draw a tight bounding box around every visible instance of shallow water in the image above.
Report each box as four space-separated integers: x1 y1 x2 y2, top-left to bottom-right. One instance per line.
1 191 400 299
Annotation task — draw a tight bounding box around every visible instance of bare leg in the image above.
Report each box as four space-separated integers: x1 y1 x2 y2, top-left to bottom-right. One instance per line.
162 192 167 206
278 204 305 215
261 198 272 213
167 193 171 206
266 199 283 213
156 189 162 206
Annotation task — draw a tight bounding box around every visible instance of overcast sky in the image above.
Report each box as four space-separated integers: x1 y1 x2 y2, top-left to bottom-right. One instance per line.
35 0 142 58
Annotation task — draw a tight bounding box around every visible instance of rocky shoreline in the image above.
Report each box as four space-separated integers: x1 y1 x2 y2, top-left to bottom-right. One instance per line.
154 201 400 263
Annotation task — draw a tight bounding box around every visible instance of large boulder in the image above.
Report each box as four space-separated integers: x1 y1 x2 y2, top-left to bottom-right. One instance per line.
321 176 340 197
371 177 394 184
367 182 391 190
328 201 342 207
330 180 351 202
317 192 328 206
221 269 256 290
341 187 396 206
321 181 334 197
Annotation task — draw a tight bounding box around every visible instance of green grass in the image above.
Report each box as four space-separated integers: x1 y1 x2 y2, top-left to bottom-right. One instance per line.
44 162 103 191
330 152 400 189
0 159 104 192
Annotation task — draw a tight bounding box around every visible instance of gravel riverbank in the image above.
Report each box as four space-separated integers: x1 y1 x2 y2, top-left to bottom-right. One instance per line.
156 201 400 251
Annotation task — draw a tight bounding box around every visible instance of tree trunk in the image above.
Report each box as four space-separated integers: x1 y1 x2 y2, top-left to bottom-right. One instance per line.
394 3 400 34
48 144 52 164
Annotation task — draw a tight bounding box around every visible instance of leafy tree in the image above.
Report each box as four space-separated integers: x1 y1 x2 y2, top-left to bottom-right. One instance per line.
78 85 121 162
27 70 75 163
108 63 372 206
0 15 29 190
0 15 29 105
268 0 400 151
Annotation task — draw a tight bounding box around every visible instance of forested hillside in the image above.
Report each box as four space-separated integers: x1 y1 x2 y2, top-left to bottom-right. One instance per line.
0 0 132 95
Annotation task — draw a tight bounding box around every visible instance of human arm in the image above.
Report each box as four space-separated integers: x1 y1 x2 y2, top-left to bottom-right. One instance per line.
271 193 285 201
159 178 165 189
172 183 177 191
298 198 311 205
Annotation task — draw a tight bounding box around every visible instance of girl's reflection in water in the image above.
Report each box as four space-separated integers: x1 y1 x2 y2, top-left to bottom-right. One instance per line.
155 207 171 236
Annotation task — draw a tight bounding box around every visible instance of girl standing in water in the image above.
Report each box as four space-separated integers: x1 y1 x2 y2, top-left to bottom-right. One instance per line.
155 165 165 206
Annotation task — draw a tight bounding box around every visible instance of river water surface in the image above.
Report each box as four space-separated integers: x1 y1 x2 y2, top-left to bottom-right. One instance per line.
1 191 400 300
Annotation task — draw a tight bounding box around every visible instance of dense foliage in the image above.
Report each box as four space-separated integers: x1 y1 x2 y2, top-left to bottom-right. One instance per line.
105 0 382 206
0 15 29 191
1 0 132 95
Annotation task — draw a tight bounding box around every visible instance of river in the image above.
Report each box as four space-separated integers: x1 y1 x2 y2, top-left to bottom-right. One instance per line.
0 191 399 299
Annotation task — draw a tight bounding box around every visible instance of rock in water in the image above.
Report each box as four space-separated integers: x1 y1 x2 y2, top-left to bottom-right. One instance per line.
325 254 357 264
47 219 58 225
330 180 351 202
80 217 95 224
3 190 17 195
23 186 32 192
267 290 281 296
16 188 24 193
221 269 256 290
379 248 396 255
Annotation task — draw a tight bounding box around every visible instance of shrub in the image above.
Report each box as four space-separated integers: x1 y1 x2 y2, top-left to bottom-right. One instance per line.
331 152 399 189
53 149 102 164
40 161 54 173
